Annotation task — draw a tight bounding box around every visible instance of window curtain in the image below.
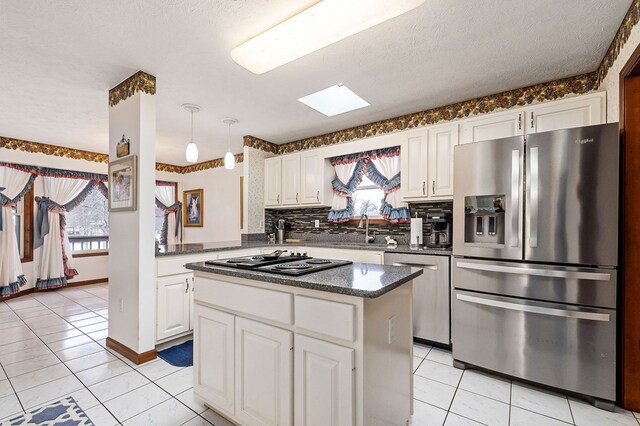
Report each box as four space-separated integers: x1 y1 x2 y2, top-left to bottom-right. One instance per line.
365 150 410 223
0 166 37 297
34 176 98 289
327 158 366 223
155 182 181 245
327 146 410 223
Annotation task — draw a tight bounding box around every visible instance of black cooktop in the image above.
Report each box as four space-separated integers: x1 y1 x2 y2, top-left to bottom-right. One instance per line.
205 254 352 276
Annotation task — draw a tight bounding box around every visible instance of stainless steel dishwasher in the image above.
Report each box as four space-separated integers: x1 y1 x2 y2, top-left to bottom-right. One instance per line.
385 252 451 345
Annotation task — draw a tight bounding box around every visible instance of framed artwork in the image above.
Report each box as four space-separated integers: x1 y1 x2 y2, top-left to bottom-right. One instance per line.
183 189 204 227
108 155 137 212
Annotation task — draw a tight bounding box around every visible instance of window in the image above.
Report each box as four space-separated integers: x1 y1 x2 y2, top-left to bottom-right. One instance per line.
65 187 109 252
351 175 384 219
13 185 34 262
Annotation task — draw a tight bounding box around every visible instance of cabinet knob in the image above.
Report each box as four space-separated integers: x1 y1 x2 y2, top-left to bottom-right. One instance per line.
432 181 435 195
277 194 280 204
185 278 190 293
518 113 522 130
316 191 319 202
422 182 426 195
296 193 299 203
530 111 534 129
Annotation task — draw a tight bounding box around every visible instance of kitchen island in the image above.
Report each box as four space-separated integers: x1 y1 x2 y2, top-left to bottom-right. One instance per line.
185 259 422 426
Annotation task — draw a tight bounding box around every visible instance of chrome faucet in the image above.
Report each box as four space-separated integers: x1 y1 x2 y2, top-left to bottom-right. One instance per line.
358 211 375 244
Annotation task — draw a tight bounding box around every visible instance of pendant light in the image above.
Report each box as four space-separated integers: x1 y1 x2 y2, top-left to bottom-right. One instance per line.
182 104 201 163
223 118 238 170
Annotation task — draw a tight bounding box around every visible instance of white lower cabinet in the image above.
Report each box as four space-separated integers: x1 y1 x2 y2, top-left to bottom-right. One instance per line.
235 318 292 426
156 274 192 341
193 304 235 416
294 335 354 426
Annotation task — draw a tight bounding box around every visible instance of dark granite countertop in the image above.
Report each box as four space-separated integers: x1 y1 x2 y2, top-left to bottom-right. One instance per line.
185 261 423 298
157 241 452 258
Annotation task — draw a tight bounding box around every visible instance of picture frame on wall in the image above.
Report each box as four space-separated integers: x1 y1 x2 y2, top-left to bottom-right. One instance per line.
183 188 204 227
108 155 137 212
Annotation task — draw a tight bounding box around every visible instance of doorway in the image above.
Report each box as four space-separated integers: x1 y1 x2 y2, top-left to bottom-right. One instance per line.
620 42 640 411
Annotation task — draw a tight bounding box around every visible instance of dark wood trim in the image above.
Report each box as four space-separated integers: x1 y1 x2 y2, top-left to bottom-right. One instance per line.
72 251 109 258
619 40 640 411
20 185 34 263
62 278 108 288
106 337 157 365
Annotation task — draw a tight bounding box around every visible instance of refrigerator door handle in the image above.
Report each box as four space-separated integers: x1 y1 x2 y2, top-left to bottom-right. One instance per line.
392 262 438 270
456 261 611 281
510 149 520 247
529 146 539 248
456 293 610 322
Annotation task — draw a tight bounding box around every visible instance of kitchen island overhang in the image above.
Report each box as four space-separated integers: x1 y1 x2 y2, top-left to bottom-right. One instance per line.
185 260 422 426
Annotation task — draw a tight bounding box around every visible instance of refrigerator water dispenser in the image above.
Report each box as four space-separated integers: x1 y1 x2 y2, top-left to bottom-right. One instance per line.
464 195 505 245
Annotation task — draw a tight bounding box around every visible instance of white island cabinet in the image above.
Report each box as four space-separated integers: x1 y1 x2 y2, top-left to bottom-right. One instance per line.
189 262 419 426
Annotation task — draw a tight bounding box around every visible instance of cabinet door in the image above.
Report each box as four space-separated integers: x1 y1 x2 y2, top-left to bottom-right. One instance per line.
461 110 524 144
400 131 429 199
527 93 605 134
189 276 195 330
281 154 301 206
193 304 235 416
300 153 324 205
157 274 191 341
264 157 282 206
428 123 459 197
235 317 292 426
294 335 354 426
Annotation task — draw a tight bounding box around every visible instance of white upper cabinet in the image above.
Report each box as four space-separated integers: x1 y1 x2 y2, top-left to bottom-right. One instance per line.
461 110 525 144
265 152 333 208
526 92 605 134
264 157 282 207
281 154 301 205
401 125 458 201
400 131 429 199
428 123 459 197
300 153 333 205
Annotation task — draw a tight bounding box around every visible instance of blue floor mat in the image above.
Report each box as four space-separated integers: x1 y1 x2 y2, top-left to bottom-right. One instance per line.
157 340 193 367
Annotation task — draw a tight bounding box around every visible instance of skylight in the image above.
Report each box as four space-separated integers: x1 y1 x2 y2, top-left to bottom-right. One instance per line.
298 84 370 117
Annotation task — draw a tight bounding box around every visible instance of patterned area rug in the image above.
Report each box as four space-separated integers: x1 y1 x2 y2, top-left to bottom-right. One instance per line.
3 397 94 426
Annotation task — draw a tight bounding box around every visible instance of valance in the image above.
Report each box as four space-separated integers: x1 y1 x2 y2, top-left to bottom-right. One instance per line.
0 162 107 182
329 146 401 166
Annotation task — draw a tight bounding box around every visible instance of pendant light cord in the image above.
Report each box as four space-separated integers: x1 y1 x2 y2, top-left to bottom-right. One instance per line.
227 122 231 152
191 110 194 142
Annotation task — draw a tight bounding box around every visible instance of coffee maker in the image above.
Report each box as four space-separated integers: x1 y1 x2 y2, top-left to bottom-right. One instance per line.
425 212 452 248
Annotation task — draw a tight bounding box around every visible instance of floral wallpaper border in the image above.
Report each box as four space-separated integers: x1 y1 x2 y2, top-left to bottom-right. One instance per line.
242 136 279 154
0 136 109 163
108 71 157 107
594 0 640 87
0 136 243 174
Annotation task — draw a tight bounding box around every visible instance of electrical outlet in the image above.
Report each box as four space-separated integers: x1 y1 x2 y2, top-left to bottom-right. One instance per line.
314 219 320 228
388 316 396 344
119 298 124 313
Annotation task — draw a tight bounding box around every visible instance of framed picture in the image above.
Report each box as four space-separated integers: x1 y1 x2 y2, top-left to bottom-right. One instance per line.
108 155 137 212
183 189 204 227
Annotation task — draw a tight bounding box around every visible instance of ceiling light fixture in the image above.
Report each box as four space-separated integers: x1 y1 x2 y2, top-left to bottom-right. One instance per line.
223 118 238 170
230 0 426 74
183 104 201 163
298 83 370 117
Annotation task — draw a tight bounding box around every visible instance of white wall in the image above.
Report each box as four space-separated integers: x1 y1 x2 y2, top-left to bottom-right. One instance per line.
181 164 243 243
601 24 640 122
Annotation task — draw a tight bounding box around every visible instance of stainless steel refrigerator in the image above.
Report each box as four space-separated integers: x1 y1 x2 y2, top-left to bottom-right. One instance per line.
452 123 619 408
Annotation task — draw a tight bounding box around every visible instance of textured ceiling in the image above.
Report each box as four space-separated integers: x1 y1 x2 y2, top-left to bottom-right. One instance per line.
0 0 631 165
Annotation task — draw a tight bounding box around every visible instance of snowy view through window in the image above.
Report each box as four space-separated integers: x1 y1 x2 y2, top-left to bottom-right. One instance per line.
65 188 109 251
352 175 384 219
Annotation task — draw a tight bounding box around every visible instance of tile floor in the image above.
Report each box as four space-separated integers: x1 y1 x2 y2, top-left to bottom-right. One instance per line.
0 284 638 425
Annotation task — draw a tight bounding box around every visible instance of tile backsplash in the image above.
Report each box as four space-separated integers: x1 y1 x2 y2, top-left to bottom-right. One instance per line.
265 201 453 245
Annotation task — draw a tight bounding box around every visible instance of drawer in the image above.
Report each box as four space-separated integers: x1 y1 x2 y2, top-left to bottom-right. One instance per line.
452 289 616 400
195 277 293 325
295 295 355 342
157 254 217 276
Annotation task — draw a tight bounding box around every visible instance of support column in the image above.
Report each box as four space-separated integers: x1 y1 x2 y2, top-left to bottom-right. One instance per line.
106 71 157 363
242 137 278 241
